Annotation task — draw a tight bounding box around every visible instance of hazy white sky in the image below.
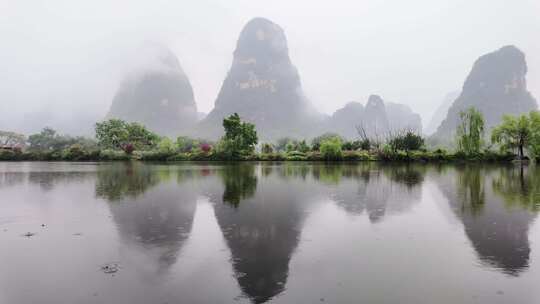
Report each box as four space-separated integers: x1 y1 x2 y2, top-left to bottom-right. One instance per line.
1 0 539 134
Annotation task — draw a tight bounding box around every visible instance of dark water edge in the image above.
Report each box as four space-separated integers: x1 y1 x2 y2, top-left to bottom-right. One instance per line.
1 161 539 304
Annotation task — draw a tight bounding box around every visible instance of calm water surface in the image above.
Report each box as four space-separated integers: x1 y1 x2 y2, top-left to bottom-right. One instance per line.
1 162 540 304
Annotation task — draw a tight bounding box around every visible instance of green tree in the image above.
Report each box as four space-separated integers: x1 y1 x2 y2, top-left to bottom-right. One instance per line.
176 136 199 153
216 113 258 158
320 137 343 160
491 114 530 159
456 107 485 155
261 143 274 154
0 131 26 147
275 137 295 152
95 119 159 154
28 127 78 151
158 137 175 154
311 133 343 151
527 111 540 160
388 130 424 156
298 140 310 153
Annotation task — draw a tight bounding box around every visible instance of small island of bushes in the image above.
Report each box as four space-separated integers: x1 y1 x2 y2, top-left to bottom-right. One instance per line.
1 108 539 162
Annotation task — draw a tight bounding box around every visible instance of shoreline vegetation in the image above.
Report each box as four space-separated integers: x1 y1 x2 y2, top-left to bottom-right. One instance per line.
1 109 538 163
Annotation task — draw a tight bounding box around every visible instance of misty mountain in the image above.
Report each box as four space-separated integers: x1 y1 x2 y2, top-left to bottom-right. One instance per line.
327 95 422 139
386 102 422 133
424 91 460 135
434 46 537 140
107 46 198 137
197 17 324 140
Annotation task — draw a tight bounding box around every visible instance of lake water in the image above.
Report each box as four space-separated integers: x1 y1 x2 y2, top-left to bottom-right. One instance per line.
1 162 539 304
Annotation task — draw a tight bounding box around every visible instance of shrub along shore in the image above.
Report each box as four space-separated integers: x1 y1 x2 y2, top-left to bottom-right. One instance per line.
0 147 517 162
0 108 537 163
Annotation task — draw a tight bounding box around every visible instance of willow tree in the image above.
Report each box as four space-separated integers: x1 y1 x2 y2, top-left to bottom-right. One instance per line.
456 107 485 155
491 114 530 159
528 111 540 160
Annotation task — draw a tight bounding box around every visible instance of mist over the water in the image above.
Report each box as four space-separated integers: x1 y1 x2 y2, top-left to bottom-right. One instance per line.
1 0 539 135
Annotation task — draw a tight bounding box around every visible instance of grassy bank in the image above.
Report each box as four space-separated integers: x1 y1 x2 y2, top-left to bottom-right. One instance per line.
0 148 516 162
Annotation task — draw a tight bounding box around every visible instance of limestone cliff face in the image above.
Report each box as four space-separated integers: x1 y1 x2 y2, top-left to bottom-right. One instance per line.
199 18 322 140
434 46 537 139
328 102 365 139
386 102 422 132
107 47 197 136
425 91 460 135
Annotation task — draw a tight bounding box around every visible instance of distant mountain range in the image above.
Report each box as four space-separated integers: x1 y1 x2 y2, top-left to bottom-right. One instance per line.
106 19 537 142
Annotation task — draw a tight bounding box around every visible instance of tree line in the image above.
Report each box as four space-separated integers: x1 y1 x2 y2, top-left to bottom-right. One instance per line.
0 109 538 162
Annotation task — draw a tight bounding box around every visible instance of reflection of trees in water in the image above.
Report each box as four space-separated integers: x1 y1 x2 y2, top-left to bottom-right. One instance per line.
436 165 538 276
211 163 318 303
330 164 425 223
17 171 92 191
96 163 198 275
95 163 162 201
0 172 25 188
219 164 258 207
456 165 485 216
492 165 540 212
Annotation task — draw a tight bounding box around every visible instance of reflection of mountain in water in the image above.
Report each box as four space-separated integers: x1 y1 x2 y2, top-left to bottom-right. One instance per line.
209 164 320 303
436 165 538 276
329 164 425 223
26 171 92 191
96 163 198 275
0 172 26 188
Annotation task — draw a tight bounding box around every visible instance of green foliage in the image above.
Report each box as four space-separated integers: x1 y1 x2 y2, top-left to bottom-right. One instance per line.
280 139 310 153
261 143 274 154
26 127 96 153
341 140 369 151
491 114 530 159
456 107 485 155
342 150 372 161
0 149 18 161
388 131 424 154
95 119 159 153
99 149 131 161
61 144 87 161
320 137 343 160
0 130 26 147
275 137 295 152
311 133 343 151
216 113 258 159
158 137 175 154
176 136 199 153
526 111 540 160
285 151 308 161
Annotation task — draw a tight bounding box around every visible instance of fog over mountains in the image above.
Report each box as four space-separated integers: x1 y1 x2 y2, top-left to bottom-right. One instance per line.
106 19 536 142
107 45 198 137
109 18 426 140
2 1 539 140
